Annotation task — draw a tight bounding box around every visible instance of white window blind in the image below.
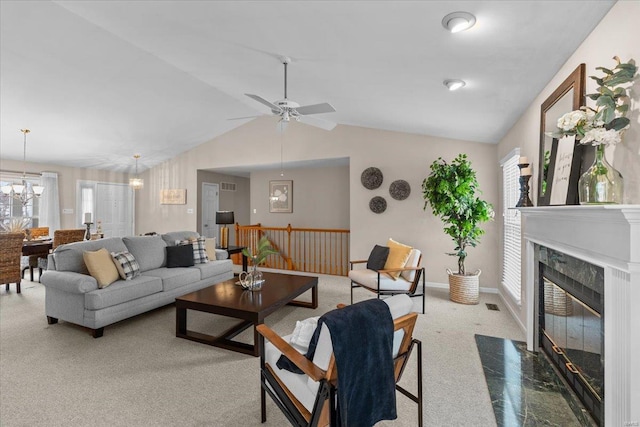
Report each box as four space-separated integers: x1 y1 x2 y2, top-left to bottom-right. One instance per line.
501 151 522 303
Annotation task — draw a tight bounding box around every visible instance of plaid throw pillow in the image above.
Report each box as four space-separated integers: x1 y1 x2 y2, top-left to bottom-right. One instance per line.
111 251 141 280
176 237 208 264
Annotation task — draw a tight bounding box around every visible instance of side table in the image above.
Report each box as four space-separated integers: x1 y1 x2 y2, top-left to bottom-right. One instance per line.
218 245 248 271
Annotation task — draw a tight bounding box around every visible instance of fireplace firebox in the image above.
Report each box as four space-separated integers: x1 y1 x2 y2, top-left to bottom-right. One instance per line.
536 244 603 425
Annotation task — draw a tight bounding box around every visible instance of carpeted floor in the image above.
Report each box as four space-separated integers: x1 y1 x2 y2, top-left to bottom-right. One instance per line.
1 274 524 426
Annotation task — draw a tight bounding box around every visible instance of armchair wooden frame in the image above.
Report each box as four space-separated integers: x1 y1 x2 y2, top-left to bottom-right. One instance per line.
349 256 426 314
257 307 423 427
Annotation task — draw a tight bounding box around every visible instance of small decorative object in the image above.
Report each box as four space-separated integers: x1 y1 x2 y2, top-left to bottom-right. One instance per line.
515 159 533 207
160 189 187 205
241 236 278 291
0 217 30 233
422 154 493 304
269 180 292 213
96 220 103 234
361 167 383 190
579 144 623 204
552 57 637 204
369 196 387 213
84 221 93 241
389 180 411 200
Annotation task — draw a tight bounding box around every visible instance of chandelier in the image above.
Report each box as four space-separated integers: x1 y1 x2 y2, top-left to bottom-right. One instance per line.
0 129 45 206
129 154 144 190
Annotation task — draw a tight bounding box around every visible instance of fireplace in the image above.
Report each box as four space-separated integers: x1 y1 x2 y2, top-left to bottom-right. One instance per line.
519 205 640 426
536 244 604 424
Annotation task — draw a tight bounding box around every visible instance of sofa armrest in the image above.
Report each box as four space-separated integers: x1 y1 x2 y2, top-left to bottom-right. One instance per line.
214 249 229 260
41 270 99 294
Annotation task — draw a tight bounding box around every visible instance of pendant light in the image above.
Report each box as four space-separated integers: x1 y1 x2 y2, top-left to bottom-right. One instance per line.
0 129 45 206
129 154 144 190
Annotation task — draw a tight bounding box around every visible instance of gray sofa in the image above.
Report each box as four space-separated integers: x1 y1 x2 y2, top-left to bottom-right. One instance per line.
40 231 233 337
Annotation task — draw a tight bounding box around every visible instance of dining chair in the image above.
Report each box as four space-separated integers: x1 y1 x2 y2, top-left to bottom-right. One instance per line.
37 228 86 279
257 294 423 427
1 233 26 293
21 227 50 281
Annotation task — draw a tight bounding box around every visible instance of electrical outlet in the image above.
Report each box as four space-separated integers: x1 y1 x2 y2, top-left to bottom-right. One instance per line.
62 208 74 214
253 209 257 214
187 209 194 214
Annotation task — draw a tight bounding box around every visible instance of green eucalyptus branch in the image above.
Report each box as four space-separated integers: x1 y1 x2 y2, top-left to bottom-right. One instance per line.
242 235 279 266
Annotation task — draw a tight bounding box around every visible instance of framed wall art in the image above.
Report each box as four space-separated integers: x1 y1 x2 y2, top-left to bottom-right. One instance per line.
269 180 292 213
160 189 187 205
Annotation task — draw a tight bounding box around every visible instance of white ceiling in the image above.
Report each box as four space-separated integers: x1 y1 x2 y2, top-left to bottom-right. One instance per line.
0 1 615 173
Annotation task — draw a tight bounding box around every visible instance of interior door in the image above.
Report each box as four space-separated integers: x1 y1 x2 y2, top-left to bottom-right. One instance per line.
201 183 219 239
96 183 133 237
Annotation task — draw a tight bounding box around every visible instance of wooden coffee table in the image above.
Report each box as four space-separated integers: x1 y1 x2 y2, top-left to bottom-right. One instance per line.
175 271 318 356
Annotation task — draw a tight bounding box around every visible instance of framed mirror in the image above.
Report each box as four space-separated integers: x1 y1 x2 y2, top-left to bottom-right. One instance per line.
538 64 585 206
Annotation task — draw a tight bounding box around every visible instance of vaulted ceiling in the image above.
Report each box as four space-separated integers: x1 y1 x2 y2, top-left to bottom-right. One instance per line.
0 1 615 172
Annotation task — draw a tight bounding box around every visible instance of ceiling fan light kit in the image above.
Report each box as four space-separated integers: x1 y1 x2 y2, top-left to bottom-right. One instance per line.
444 79 466 91
239 57 337 131
442 11 476 33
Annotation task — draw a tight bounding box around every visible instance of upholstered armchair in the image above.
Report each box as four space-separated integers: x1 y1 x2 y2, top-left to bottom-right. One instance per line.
257 294 423 427
349 243 425 313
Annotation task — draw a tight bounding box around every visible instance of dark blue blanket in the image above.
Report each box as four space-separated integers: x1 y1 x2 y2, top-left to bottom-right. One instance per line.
277 299 397 426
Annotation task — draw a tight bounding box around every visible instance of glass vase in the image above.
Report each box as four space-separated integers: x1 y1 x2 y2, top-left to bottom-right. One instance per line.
578 144 623 204
250 263 264 291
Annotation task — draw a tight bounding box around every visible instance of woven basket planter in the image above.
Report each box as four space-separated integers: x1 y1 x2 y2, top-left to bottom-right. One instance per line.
447 269 481 305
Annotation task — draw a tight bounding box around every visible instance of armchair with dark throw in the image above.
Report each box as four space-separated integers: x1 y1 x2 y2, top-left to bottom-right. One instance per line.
257 294 423 427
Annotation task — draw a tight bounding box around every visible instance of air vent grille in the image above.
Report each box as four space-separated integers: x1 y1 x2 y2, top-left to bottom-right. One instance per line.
220 182 236 191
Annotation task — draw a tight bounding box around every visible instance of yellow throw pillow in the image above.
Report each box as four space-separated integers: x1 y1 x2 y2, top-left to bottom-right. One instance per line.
383 238 413 280
83 248 120 288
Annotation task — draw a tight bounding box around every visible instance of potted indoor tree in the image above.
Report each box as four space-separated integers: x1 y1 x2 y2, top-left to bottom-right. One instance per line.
422 154 493 304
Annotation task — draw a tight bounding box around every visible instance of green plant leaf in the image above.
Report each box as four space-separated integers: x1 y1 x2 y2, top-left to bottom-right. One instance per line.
606 117 630 131
595 66 613 75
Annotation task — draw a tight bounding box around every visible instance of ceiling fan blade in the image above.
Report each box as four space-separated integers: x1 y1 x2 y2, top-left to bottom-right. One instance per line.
298 114 337 131
295 102 336 115
245 94 282 112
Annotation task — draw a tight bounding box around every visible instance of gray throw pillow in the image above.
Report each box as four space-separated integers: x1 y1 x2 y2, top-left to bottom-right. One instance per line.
366 245 390 271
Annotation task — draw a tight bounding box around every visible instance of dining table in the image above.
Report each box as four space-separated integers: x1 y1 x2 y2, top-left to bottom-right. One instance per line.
21 239 53 282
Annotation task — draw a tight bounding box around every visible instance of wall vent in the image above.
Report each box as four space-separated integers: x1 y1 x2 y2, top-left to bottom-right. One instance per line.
220 182 236 191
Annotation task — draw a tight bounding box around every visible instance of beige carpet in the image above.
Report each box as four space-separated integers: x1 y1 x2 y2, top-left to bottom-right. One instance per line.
0 274 524 426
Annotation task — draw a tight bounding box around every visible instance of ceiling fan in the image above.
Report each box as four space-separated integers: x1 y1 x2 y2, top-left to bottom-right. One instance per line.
233 57 337 131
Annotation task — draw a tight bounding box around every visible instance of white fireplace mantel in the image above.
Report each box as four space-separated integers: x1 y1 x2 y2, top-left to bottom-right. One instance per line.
520 205 640 426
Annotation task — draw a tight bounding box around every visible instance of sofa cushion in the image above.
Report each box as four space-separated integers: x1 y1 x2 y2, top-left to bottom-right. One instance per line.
194 259 233 280
83 248 120 288
166 245 194 268
53 237 128 274
85 275 163 310
122 236 167 272
143 267 201 292
161 231 199 247
111 251 141 280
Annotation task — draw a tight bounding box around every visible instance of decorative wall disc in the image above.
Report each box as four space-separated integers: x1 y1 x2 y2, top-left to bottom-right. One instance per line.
361 167 383 190
389 179 411 200
369 196 387 214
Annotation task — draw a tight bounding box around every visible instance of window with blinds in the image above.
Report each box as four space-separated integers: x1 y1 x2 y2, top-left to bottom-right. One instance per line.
501 151 522 303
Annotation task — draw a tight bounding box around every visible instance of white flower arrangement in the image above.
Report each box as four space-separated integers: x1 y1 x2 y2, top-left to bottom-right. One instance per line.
553 57 637 147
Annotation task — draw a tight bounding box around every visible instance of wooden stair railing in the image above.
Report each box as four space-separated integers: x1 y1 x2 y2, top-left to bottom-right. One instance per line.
235 223 350 276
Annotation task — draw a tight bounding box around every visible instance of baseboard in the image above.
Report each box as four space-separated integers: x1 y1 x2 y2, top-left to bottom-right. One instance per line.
498 291 526 334
425 281 499 294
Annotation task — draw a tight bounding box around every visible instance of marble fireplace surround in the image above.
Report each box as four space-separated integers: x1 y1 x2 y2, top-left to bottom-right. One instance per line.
519 206 639 426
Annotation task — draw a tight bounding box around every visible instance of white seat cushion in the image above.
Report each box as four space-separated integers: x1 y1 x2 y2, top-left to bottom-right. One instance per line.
348 269 412 291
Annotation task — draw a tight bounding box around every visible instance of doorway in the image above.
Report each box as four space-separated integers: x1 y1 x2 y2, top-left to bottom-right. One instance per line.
78 181 134 237
201 182 219 240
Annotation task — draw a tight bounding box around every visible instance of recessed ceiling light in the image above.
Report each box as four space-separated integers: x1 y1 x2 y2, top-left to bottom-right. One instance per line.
442 11 476 33
444 79 466 91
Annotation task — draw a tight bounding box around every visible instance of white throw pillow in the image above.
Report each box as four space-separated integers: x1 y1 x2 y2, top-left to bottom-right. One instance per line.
290 316 320 351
